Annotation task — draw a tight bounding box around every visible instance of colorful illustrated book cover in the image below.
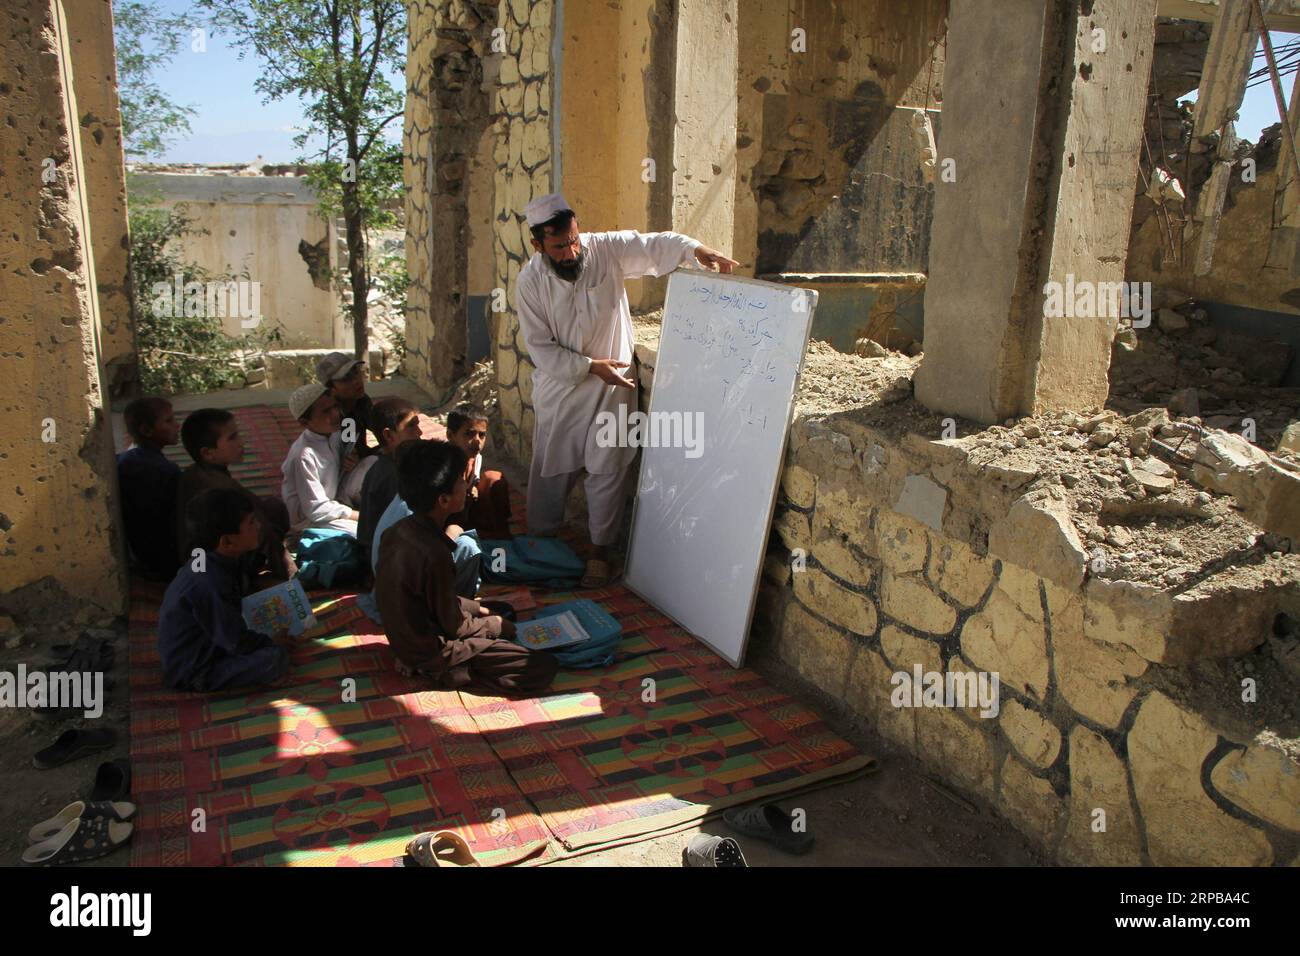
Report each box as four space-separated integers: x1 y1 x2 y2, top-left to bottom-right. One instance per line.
241 578 317 636
516 610 589 650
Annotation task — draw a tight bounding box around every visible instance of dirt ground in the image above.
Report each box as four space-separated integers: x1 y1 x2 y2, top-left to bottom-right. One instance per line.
0 582 131 868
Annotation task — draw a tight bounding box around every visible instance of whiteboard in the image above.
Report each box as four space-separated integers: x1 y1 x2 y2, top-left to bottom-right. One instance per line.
624 271 817 667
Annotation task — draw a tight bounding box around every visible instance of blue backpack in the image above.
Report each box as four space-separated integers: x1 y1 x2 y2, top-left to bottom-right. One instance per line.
479 536 585 586
519 599 622 669
295 528 364 589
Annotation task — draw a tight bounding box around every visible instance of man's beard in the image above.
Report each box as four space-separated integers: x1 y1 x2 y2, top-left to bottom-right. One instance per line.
546 248 585 282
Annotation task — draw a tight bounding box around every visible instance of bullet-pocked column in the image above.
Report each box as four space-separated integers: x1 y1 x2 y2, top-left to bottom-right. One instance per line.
914 0 1157 423
0 0 128 612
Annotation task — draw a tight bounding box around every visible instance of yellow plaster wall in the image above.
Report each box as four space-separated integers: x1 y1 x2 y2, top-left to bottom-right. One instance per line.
1 0 127 613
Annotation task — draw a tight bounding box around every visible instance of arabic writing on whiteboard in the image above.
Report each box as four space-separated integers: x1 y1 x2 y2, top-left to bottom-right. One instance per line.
664 280 793 425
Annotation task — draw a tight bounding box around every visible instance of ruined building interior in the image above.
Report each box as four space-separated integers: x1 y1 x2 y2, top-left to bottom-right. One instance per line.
3 0 1299 868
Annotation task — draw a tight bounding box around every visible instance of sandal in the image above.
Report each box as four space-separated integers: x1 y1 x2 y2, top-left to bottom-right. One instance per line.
32 728 117 770
28 800 136 843
580 558 611 589
90 758 132 802
405 830 481 867
682 834 748 867
21 815 133 866
722 803 814 855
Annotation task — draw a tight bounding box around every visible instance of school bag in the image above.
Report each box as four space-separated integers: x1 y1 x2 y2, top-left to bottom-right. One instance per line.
294 528 364 589
478 536 585 585
515 599 622 669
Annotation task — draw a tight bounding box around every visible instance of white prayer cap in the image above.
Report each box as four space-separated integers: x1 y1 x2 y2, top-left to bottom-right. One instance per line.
524 192 573 227
289 382 327 421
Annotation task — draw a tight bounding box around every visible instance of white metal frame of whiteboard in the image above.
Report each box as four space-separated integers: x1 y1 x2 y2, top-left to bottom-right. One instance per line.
623 268 819 668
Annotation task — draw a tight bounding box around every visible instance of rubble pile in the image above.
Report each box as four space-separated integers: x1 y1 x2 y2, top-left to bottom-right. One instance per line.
1109 290 1298 449
952 402 1300 588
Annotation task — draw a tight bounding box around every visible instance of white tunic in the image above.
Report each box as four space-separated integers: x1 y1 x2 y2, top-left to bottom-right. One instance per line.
515 230 700 477
281 428 353 532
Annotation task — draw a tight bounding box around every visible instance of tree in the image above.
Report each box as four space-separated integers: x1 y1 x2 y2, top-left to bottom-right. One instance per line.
198 0 406 360
113 0 198 159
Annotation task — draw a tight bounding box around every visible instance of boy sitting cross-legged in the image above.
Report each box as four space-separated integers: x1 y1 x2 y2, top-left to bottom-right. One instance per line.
116 396 182 580
157 488 290 692
445 402 514 540
175 408 295 583
374 439 557 693
281 383 359 536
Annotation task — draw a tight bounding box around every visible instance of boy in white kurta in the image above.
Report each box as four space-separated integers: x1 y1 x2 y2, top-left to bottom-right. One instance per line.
281 383 359 536
515 193 737 586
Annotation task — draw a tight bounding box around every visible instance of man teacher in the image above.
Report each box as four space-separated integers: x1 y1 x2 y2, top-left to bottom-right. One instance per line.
515 193 739 588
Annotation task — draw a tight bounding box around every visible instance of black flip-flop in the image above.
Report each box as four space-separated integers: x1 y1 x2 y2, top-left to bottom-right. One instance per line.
90 758 132 802
723 803 814 855
32 728 117 770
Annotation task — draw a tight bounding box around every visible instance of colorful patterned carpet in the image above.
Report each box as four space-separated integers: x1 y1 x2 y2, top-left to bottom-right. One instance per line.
130 404 873 865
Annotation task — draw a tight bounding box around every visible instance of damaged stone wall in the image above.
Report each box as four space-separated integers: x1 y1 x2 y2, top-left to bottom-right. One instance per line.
634 315 1300 863
405 0 500 394
489 0 553 464
1128 17 1300 316
66 0 135 399
0 0 128 614
131 172 342 347
735 0 947 275
753 382 1299 864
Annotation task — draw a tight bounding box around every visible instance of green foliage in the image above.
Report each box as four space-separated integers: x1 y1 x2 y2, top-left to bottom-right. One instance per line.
374 247 408 313
374 246 409 362
303 140 404 233
113 0 198 159
197 0 407 355
130 195 281 395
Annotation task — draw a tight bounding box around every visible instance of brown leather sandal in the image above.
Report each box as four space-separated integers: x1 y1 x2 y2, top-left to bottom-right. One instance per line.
405 830 481 867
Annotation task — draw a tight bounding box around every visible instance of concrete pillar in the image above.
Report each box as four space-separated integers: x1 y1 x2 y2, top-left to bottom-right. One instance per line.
915 0 1157 423
64 0 136 399
555 0 735 311
0 0 128 612
669 0 737 256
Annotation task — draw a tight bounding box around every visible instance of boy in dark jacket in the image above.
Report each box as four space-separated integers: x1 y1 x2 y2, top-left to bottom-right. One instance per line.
158 489 290 692
175 408 295 582
116 396 182 579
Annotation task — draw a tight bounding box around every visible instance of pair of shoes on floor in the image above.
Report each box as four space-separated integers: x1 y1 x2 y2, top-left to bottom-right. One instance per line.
682 803 815 866
404 830 481 867
21 800 135 866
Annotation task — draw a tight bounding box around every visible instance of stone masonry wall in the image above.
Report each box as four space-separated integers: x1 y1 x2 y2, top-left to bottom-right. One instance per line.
634 322 1299 865
490 0 552 464
408 0 552 457
405 0 501 394
752 410 1299 865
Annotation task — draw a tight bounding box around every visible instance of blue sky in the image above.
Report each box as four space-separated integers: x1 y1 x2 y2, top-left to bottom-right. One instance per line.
132 0 404 163
1194 33 1297 143
129 5 1293 165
